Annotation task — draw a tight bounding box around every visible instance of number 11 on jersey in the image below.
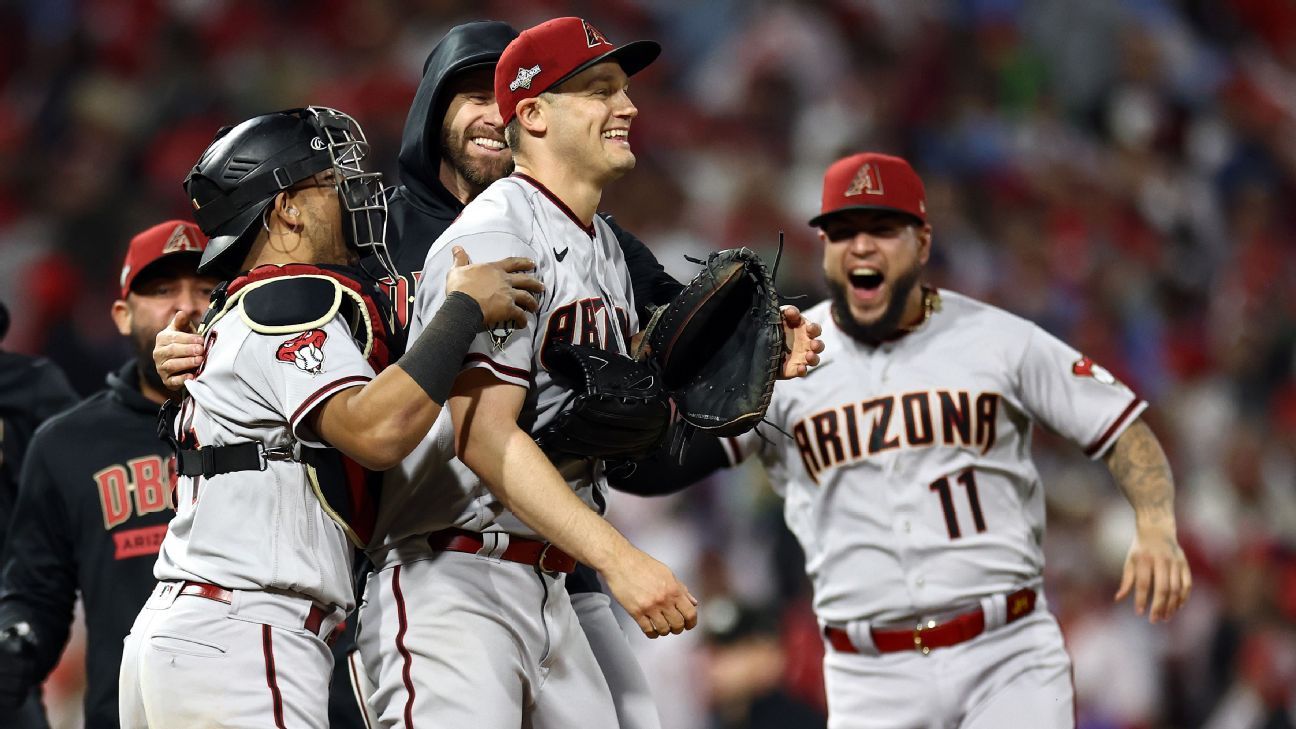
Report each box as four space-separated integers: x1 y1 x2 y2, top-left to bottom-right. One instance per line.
929 468 986 539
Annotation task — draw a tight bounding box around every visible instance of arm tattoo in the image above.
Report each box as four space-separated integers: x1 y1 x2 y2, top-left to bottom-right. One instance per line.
1103 418 1176 527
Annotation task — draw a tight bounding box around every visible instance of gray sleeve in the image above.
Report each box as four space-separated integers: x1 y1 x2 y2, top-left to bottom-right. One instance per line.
1015 325 1146 459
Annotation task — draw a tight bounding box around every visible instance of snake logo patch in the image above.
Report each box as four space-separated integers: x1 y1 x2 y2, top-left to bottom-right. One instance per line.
277 329 328 375
489 325 516 352
1072 356 1115 385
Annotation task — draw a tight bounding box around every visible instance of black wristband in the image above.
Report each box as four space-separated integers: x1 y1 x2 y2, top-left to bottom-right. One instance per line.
395 291 483 405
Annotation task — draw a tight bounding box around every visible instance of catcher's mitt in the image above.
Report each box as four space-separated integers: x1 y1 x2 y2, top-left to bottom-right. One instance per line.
642 247 783 439
536 342 671 460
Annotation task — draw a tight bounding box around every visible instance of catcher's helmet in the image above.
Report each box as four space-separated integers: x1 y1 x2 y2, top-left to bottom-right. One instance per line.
185 106 391 278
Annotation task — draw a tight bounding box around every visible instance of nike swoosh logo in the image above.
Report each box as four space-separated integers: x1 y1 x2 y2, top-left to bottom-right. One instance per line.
554 246 569 262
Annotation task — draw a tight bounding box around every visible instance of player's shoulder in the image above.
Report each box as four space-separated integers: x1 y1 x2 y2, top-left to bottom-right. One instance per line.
0 352 71 404
934 289 1036 332
452 178 534 234
236 274 354 336
28 389 115 448
436 181 540 255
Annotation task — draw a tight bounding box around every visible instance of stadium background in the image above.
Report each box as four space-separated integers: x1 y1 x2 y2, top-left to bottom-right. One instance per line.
1 1 1294 727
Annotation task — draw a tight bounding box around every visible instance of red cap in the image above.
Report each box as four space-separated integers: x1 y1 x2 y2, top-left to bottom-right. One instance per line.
495 17 660 126
119 220 208 298
809 153 927 228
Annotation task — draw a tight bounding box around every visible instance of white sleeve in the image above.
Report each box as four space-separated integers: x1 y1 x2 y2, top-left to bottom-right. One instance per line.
719 386 792 467
721 430 764 466
412 231 542 389
1016 324 1146 459
242 315 376 447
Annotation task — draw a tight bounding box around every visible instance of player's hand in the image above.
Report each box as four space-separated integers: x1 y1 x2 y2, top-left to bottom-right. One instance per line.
154 310 205 389
0 621 39 710
446 246 543 331
601 549 698 639
1114 522 1192 623
779 305 824 379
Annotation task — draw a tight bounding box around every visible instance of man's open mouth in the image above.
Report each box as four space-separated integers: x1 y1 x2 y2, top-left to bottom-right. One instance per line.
848 267 885 293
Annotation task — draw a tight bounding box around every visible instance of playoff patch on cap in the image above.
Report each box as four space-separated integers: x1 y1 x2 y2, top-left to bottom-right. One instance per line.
809 153 927 228
495 17 660 126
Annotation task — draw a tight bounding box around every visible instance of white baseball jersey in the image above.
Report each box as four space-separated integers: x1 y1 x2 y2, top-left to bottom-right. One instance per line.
154 307 375 611
729 291 1145 625
370 173 638 548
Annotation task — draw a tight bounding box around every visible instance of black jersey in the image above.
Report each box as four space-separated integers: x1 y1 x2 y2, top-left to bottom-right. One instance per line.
0 349 77 729
0 350 79 549
0 359 169 728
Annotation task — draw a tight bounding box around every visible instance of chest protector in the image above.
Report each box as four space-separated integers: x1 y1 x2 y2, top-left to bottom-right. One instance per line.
187 263 393 547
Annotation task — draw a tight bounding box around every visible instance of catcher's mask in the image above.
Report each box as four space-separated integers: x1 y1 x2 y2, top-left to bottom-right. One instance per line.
185 106 394 279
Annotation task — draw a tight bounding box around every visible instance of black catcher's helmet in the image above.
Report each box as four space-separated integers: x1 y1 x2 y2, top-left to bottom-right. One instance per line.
185 106 392 278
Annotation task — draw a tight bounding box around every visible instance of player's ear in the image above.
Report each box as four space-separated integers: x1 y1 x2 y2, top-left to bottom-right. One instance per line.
110 298 132 336
817 229 832 273
915 223 932 265
270 191 299 230
517 97 546 136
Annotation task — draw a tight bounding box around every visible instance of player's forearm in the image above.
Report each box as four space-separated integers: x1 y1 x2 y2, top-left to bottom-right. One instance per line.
458 423 635 572
314 369 444 470
1103 418 1177 530
314 293 482 469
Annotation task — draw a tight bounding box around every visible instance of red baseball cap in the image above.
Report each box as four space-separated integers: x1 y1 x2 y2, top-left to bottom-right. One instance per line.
809 153 927 228
495 17 660 126
119 220 208 298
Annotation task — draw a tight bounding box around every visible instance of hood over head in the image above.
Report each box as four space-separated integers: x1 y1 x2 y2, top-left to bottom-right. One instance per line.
395 21 518 222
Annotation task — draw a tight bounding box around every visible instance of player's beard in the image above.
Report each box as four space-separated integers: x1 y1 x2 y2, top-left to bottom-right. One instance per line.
131 325 176 396
827 265 921 345
441 123 512 193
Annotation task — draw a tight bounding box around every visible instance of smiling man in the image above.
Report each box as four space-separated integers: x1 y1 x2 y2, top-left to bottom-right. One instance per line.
617 152 1193 728
357 17 697 729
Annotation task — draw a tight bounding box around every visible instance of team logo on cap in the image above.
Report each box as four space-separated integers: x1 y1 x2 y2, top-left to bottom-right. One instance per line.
845 162 885 197
509 64 542 92
582 19 611 47
162 224 203 254
277 329 328 375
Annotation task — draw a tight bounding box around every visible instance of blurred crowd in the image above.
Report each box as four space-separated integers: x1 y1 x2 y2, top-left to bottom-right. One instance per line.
1 1 1294 728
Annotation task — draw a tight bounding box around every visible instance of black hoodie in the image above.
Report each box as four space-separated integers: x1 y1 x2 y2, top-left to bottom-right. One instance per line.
0 351 78 548
383 21 682 346
0 358 168 728
386 20 518 276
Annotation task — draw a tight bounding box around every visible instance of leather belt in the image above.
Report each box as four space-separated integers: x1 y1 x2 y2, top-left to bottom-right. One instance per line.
825 588 1037 655
427 529 576 574
177 581 339 645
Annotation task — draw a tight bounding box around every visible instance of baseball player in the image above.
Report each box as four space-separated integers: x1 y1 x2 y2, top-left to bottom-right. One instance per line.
153 23 712 729
149 24 821 728
380 21 684 729
356 18 696 729
117 106 541 729
615 153 1193 728
0 222 217 729
0 299 79 729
